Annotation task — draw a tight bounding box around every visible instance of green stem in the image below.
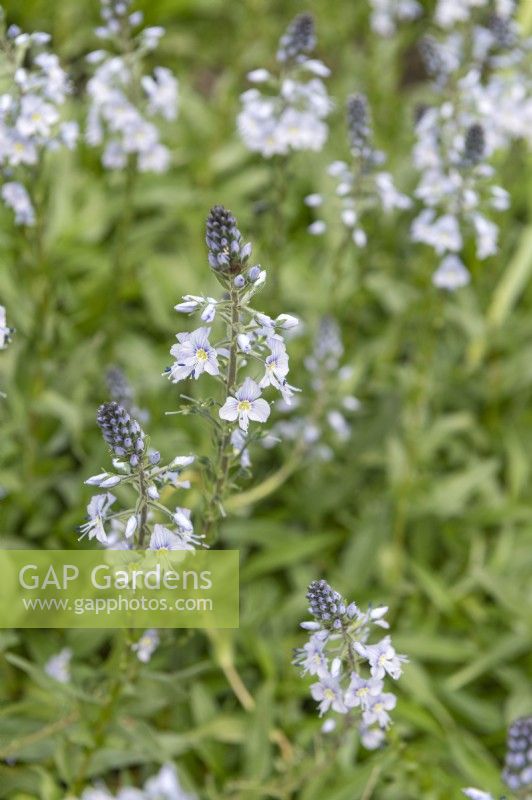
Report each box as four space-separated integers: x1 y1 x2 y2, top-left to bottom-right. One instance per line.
224 361 329 512
137 466 149 548
202 286 240 543
69 631 130 795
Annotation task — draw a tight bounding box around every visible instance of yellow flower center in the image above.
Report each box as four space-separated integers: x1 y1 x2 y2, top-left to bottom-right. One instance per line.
324 689 335 701
196 348 208 361
238 400 252 412
357 687 368 696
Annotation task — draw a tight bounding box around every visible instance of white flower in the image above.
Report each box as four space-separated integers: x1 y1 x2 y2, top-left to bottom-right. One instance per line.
247 68 271 83
434 0 484 28
44 648 72 683
16 94 58 137
149 521 202 552
472 212 498 259
277 107 328 152
148 525 183 551
0 305 12 349
132 629 160 663
344 675 384 710
432 254 471 291
308 220 326 235
305 193 323 207
237 33 330 158
85 472 121 488
375 171 412 211
144 762 196 800
125 515 138 539
310 674 347 716
142 66 178 120
237 333 252 353
295 632 329 677
276 313 299 329
219 377 270 432
354 636 408 680
1 182 35 225
138 143 171 173
362 691 397 728
360 724 385 749
462 790 495 800
369 0 422 36
79 493 116 543
102 140 127 169
411 210 462 254
168 327 219 382
86 32 177 173
260 338 290 391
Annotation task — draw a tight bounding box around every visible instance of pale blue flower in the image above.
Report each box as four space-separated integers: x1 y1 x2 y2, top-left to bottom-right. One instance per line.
344 675 383 710
173 506 193 533
148 525 183 551
294 631 329 677
310 674 347 716
432 254 470 290
79 493 115 543
2 182 35 225
132 629 160 663
168 327 219 382
174 295 204 313
354 636 408 680
144 762 196 800
44 648 72 683
362 691 397 728
360 724 385 750
259 338 289 391
219 377 270 432
0 305 14 350
149 522 201 552
231 428 251 469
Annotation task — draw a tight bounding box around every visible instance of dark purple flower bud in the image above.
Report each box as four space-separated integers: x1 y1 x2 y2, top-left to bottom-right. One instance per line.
463 123 485 166
306 579 348 629
502 717 532 793
248 265 261 282
234 275 245 288
347 93 371 156
419 36 448 81
206 205 249 276
97 401 146 468
277 13 316 63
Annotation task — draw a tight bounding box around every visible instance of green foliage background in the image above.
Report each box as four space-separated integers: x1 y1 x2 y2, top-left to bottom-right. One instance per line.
0 0 531 798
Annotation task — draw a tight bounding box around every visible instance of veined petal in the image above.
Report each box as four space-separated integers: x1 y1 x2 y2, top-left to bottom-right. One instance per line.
219 397 239 422
248 398 270 424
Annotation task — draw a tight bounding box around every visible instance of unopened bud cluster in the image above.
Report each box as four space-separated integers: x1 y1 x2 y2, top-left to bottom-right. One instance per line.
307 579 354 629
206 205 252 276
502 716 532 793
277 13 316 63
347 94 371 158
96 401 146 467
305 91 410 247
